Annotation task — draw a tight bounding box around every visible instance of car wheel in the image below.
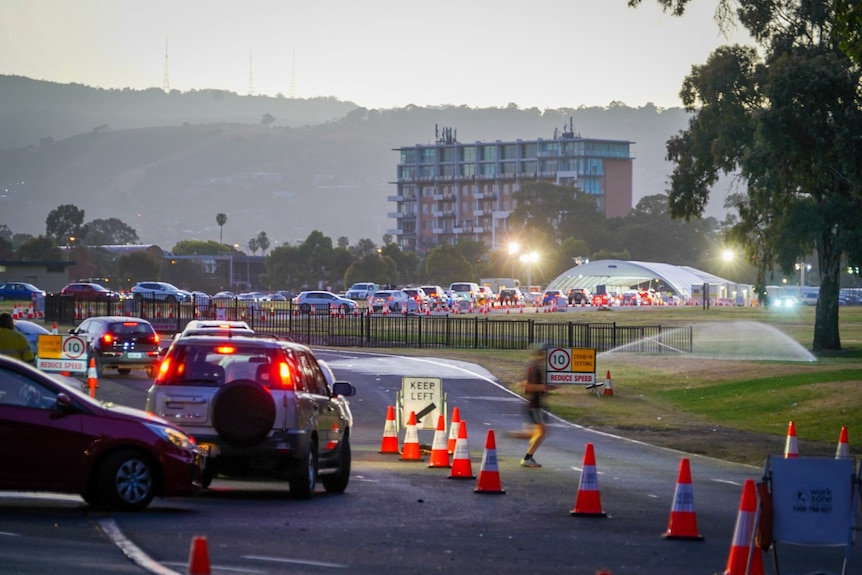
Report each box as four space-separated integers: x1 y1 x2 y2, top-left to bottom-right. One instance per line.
133 293 143 302
321 436 351 494
300 303 311 314
97 449 156 511
145 365 156 378
289 440 317 499
211 380 276 447
339 304 349 313
117 368 132 375
201 465 216 489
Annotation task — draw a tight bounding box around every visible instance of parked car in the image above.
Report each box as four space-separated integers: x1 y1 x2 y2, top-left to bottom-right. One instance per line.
370 289 419 313
0 355 203 511
70 316 161 377
621 291 642 306
146 334 356 497
173 320 255 340
345 282 380 301
498 288 525 306
567 288 592 305
190 291 211 307
0 282 45 302
542 289 566 306
293 291 357 314
401 287 429 310
60 282 121 300
14 318 52 356
130 281 191 303
449 282 481 304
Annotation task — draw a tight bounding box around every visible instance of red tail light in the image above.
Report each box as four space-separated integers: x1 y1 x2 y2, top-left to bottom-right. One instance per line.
153 333 160 344
155 357 171 383
102 333 114 345
275 361 294 390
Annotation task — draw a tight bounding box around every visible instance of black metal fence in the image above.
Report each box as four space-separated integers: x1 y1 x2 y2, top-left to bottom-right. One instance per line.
45 295 692 353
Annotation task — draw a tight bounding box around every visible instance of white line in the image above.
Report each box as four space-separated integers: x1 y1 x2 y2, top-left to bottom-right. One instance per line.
711 478 744 487
245 555 348 568
163 562 264 573
0 531 20 537
98 518 183 575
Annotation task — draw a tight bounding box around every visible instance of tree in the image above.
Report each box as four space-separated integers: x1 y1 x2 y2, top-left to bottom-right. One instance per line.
352 238 377 258
424 245 474 286
633 0 862 351
84 217 139 245
216 213 228 244
17 235 62 261
45 204 87 246
171 240 235 256
116 251 162 287
261 113 276 127
247 237 259 256
256 231 270 255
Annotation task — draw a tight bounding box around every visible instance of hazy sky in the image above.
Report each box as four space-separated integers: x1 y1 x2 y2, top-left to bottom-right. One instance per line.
0 0 752 110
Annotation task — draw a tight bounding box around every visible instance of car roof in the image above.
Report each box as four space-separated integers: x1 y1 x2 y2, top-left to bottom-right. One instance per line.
171 333 304 350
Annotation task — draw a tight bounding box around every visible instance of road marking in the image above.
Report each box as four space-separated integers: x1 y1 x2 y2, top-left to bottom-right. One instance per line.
99 518 183 575
245 555 348 568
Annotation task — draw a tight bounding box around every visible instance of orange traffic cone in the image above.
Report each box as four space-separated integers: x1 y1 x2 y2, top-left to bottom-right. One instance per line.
400 411 422 461
571 443 607 517
428 415 451 468
188 535 212 575
784 420 799 458
447 407 461 454
474 429 505 494
724 479 763 575
663 458 703 540
51 322 58 335
602 370 614 397
379 405 400 454
448 420 475 479
87 358 98 398
836 426 851 459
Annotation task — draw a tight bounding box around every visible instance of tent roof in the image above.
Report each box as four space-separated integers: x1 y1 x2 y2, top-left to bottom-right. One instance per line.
546 259 735 298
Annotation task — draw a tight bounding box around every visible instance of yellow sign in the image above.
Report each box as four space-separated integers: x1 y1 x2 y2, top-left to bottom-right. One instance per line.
38 334 62 359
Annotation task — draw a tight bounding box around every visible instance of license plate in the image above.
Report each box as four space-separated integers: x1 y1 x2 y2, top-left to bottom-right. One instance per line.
198 443 219 456
127 352 142 359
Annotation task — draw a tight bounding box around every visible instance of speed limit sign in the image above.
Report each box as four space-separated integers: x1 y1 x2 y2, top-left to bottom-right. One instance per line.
62 335 86 359
547 348 570 371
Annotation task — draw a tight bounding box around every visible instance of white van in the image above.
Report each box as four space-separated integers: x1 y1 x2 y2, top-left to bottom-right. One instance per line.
801 291 819 305
449 282 481 308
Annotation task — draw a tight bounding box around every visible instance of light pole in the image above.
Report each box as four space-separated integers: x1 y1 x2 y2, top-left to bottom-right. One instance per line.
508 242 520 278
795 262 811 287
520 252 538 294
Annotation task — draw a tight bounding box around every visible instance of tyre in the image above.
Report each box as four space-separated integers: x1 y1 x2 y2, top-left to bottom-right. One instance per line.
339 304 349 313
321 436 351 494
166 295 176 303
211 380 276 447
300 303 311 314
118 368 131 375
145 365 156 378
97 449 156 511
201 465 216 489
289 441 317 499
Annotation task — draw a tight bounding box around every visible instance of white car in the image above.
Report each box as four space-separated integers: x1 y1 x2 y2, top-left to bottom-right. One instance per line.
293 291 357 314
370 290 420 314
130 281 192 302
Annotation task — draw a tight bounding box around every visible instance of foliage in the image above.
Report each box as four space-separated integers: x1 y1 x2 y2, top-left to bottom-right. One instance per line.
343 253 395 287
216 213 227 244
255 231 270 255
83 217 139 245
424 245 473 285
17 235 62 261
116 251 162 286
171 240 235 256
45 204 87 246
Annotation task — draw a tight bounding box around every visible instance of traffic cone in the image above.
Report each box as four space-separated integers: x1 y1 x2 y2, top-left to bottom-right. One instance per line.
87 358 98 398
188 535 212 575
428 415 451 468
836 426 851 459
602 370 614 397
662 458 703 540
571 443 607 517
448 407 461 454
474 429 505 494
724 479 763 575
379 405 400 454
400 411 422 461
51 322 58 335
448 420 475 479
784 420 799 458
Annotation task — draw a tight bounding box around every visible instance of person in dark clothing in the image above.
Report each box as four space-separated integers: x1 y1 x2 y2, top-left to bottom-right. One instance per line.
510 347 556 468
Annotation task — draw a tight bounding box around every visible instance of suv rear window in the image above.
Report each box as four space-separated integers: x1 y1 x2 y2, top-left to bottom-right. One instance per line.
158 344 283 387
109 321 154 336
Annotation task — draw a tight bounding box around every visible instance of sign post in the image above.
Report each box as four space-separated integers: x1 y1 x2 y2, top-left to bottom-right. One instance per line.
36 334 88 374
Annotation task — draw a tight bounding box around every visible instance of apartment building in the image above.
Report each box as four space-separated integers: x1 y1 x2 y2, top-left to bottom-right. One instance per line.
388 124 634 254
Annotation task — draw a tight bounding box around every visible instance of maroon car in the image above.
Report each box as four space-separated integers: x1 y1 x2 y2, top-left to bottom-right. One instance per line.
0 355 203 511
60 282 121 300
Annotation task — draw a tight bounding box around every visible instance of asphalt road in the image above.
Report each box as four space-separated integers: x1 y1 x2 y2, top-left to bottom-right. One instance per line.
1 350 857 574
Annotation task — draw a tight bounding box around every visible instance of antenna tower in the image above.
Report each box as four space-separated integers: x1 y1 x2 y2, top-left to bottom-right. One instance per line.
162 37 170 92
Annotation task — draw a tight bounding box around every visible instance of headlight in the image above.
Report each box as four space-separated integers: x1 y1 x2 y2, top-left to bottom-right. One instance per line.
144 422 197 451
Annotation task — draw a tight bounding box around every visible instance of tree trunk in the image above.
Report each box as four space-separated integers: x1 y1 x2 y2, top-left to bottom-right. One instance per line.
812 230 842 352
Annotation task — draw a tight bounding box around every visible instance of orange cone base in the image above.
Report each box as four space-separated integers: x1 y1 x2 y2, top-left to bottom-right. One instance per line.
379 438 399 454
475 483 506 495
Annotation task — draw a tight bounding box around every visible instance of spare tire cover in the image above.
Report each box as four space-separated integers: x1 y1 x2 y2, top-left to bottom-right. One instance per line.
211 380 277 447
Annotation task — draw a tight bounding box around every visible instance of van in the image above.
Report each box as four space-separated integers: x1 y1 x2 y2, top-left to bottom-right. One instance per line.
801 291 819 305
449 282 481 306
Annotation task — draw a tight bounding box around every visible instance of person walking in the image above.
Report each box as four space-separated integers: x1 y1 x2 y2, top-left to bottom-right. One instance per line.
516 346 555 468
0 311 35 364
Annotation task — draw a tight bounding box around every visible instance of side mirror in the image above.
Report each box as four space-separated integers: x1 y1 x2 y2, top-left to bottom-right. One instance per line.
332 381 356 398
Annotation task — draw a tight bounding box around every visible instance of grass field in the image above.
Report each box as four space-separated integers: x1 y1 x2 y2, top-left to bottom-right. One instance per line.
5 302 861 465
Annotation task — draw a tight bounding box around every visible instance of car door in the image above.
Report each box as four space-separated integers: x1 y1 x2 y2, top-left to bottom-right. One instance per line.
295 351 344 462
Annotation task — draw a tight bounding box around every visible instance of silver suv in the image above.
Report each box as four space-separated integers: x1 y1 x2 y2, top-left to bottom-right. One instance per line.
145 335 355 498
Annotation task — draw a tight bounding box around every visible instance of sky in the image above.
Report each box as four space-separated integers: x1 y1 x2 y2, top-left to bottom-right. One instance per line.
0 0 753 110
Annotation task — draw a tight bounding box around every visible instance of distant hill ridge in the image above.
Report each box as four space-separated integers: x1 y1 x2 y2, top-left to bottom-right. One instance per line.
0 75 702 247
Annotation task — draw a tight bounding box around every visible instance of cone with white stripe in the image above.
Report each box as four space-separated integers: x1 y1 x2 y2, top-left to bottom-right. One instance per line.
662 458 703 540
571 443 607 517
474 429 505 494
723 479 763 575
379 405 400 454
836 426 851 459
784 420 799 458
428 414 451 468
448 420 475 479
86 358 98 398
447 407 461 454
400 411 422 461
602 370 614 397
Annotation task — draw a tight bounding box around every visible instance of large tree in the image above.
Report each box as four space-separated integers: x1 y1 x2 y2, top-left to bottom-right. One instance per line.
83 217 139 246
45 204 87 246
632 0 862 351
216 213 227 244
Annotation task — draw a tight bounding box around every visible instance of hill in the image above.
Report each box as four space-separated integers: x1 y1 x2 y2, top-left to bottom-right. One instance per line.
0 76 716 248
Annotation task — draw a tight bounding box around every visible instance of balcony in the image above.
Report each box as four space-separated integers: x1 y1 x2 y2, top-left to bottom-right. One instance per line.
388 194 417 202
388 212 417 219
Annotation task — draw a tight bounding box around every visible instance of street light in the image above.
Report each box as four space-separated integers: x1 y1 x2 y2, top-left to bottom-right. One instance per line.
520 252 539 293
795 262 811 287
508 242 520 278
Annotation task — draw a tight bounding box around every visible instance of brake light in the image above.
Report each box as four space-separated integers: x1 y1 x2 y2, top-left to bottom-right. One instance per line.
155 357 171 383
276 361 294 390
102 333 114 345
122 322 139 327
215 346 236 354
152 333 160 344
